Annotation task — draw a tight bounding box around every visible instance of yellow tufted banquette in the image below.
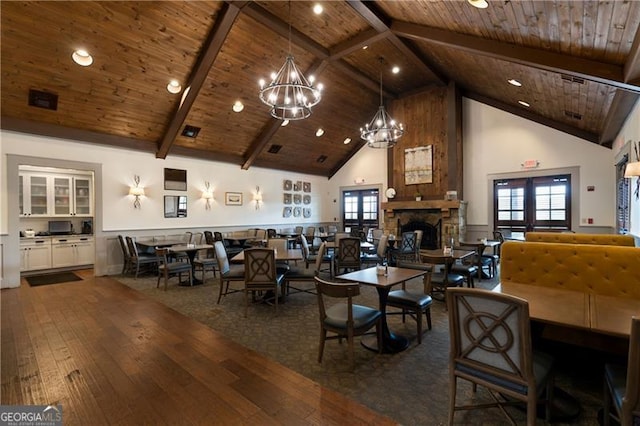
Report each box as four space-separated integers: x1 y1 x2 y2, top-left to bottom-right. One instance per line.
524 232 636 246
500 242 640 299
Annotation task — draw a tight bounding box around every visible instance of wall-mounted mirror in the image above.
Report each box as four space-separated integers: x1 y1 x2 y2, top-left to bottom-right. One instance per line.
164 168 187 191
164 195 187 218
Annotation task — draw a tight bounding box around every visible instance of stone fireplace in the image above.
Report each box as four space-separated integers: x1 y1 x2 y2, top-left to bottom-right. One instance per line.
381 200 467 249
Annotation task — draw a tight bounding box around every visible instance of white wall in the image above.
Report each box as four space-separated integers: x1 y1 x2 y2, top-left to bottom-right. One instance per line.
328 142 387 226
0 130 332 287
462 98 616 229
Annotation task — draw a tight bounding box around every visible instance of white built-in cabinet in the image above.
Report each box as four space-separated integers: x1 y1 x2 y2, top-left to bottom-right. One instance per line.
20 238 52 271
51 236 95 268
19 170 93 217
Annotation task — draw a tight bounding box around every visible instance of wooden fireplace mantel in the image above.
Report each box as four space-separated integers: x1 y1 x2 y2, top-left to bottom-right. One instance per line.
381 199 461 213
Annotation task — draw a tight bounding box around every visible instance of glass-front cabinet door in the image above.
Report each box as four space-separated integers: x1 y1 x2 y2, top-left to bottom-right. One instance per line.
73 177 92 216
19 174 50 216
53 176 72 216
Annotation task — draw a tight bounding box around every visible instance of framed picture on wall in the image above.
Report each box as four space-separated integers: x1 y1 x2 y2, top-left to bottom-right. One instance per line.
225 192 243 206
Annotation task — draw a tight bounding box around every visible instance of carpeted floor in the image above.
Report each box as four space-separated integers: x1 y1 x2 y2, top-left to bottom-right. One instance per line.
26 271 83 286
116 268 612 425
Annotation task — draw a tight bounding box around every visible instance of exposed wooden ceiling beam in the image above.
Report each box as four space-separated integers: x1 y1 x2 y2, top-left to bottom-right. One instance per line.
599 90 640 147
392 20 640 94
169 146 244 165
464 91 600 145
328 28 390 61
346 0 447 84
1 116 156 153
156 3 242 159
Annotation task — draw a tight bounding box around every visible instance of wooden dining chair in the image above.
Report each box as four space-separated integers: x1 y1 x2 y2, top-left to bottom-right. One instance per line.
243 248 286 317
125 236 159 279
156 247 192 290
285 242 331 295
386 268 433 344
214 241 245 304
314 276 382 369
334 237 361 276
603 316 640 426
420 252 465 303
447 288 555 426
117 234 132 275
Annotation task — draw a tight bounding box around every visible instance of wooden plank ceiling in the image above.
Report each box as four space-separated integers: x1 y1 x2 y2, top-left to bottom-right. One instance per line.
2 1 640 177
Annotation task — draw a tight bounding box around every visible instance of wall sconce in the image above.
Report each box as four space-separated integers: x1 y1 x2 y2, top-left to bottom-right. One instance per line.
253 186 263 210
202 181 214 210
624 161 640 178
129 175 145 209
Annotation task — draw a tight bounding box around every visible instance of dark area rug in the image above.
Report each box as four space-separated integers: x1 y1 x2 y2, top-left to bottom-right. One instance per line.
26 271 83 286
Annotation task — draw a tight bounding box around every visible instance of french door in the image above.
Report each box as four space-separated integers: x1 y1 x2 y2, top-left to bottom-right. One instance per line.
342 189 379 234
494 174 571 237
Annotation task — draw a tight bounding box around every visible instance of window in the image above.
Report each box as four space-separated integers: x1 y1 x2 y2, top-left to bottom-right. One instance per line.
342 189 379 233
494 175 571 236
617 155 630 234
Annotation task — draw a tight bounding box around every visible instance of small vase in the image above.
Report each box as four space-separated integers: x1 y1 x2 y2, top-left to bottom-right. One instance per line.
415 196 422 201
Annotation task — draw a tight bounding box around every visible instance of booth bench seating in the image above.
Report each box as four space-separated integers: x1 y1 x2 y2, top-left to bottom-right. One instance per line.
524 232 636 247
500 241 640 299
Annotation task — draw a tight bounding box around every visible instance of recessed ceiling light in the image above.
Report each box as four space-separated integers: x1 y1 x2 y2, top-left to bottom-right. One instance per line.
392 66 400 74
313 4 323 14
343 138 352 145
232 100 244 112
72 49 93 67
468 0 488 8
281 119 290 127
166 80 182 94
518 100 530 107
316 128 325 137
508 79 522 87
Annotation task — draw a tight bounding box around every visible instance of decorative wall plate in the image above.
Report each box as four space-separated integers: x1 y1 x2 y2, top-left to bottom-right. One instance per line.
293 194 302 204
303 207 311 218
303 195 311 204
293 207 301 217
283 206 292 217
293 181 302 191
283 179 292 190
303 182 311 192
283 193 292 204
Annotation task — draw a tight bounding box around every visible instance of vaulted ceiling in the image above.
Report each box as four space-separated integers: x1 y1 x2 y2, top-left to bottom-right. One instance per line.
2 1 640 177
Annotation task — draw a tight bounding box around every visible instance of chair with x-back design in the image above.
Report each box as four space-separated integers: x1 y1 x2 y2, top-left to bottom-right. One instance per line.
243 248 286 317
334 237 361 276
446 287 555 426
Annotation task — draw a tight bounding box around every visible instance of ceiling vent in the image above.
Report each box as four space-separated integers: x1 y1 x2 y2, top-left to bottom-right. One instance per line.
561 74 585 85
181 125 200 138
267 144 282 154
564 110 582 120
317 155 327 163
28 89 58 110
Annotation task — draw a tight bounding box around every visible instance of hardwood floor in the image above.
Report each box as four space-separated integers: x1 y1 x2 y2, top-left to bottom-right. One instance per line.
2 274 396 425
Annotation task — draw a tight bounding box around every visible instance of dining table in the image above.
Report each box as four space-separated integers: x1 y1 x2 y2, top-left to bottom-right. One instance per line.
230 247 303 263
457 239 501 278
135 239 186 253
336 266 430 354
493 282 640 338
167 243 213 286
